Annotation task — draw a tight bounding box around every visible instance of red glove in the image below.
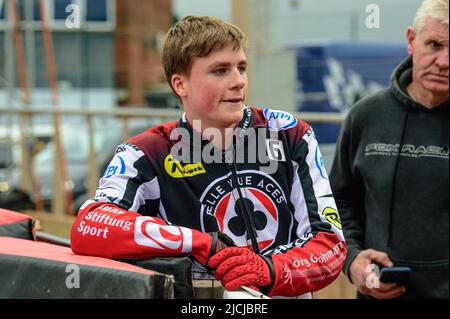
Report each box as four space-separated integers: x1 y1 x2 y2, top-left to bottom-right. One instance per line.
197 231 235 266
208 247 274 292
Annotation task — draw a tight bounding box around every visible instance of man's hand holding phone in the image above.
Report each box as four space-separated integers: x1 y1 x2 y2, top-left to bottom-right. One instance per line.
349 249 407 299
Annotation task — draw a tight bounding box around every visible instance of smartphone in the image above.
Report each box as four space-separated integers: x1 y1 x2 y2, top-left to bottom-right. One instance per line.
379 267 411 286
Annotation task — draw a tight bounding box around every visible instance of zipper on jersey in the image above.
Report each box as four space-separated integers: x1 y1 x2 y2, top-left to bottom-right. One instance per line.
224 142 261 254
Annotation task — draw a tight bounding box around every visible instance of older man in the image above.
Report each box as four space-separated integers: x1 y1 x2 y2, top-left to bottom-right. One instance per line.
330 0 448 299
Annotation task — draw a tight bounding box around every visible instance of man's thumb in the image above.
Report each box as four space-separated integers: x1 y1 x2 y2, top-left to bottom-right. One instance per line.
370 251 394 267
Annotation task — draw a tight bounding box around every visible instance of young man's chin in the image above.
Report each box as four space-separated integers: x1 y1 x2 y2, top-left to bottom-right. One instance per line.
220 101 244 109
217 112 244 128
219 103 244 114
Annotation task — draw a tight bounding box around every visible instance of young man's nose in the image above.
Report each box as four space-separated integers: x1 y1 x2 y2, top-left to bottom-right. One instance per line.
229 69 247 90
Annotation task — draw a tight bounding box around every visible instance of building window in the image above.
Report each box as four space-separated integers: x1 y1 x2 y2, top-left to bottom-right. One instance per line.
53 0 114 24
54 0 73 20
0 0 115 30
0 0 6 20
17 0 41 21
86 0 107 21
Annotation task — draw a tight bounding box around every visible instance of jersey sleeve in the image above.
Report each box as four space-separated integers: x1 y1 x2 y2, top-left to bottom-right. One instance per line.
264 124 347 297
87 142 162 215
70 143 214 264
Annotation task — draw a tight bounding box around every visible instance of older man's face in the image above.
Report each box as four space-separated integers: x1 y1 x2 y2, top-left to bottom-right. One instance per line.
407 17 449 99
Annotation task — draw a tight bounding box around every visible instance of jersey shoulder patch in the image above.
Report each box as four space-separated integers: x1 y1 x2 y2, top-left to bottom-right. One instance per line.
263 108 298 131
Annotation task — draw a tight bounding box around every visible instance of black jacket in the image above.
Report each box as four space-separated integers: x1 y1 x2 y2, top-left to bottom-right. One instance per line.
330 56 449 298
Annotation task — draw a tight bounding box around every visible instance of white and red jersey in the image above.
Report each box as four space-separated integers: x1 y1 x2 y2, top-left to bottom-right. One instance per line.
71 106 346 298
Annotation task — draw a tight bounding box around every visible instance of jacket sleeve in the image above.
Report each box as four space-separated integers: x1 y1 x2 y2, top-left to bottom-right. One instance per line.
263 125 347 297
70 143 214 265
329 116 366 277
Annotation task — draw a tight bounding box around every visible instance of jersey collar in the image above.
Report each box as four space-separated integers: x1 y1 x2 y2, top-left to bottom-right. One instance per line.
176 105 254 142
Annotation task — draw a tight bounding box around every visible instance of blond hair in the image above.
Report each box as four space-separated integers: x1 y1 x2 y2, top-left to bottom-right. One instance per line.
412 0 449 34
162 16 247 94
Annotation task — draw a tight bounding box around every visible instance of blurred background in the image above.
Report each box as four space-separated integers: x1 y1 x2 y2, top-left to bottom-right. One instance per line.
0 0 423 298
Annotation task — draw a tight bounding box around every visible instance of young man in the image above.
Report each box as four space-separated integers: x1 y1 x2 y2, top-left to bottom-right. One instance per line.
71 16 346 298
330 0 448 299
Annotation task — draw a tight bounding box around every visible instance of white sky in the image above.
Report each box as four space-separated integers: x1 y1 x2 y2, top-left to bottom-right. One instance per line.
173 0 231 21
172 0 420 43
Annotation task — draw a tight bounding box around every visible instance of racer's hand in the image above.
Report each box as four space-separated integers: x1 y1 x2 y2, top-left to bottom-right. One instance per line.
190 231 235 266
349 249 406 299
208 247 273 291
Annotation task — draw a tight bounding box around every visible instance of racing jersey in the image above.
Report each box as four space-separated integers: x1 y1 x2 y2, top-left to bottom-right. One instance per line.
71 106 346 298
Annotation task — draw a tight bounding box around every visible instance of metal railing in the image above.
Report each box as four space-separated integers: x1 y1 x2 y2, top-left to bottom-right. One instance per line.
0 106 345 216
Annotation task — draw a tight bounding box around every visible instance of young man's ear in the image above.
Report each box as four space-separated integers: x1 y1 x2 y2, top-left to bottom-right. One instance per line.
406 27 415 56
171 74 188 98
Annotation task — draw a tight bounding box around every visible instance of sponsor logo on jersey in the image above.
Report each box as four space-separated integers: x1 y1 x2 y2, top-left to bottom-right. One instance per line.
315 144 329 180
322 207 342 229
115 144 126 154
200 170 291 252
164 154 206 178
115 143 141 154
134 216 193 252
103 155 126 178
263 108 298 131
266 139 286 162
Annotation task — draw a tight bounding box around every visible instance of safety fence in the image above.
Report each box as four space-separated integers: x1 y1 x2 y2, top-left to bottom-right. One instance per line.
0 106 345 217
0 106 356 299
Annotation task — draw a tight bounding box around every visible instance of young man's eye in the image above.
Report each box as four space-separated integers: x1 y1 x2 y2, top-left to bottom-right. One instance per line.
213 68 227 75
239 66 247 74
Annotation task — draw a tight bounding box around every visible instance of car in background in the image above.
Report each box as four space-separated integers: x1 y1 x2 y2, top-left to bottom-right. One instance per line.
0 142 29 212
0 126 54 211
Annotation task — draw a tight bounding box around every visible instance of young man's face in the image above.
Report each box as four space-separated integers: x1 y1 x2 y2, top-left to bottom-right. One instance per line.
407 17 449 100
173 43 248 131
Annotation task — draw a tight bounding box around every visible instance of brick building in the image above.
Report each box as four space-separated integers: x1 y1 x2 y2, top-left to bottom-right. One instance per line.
115 0 173 106
0 0 174 108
